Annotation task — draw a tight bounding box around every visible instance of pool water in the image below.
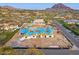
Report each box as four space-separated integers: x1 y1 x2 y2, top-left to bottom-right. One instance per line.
19 26 54 36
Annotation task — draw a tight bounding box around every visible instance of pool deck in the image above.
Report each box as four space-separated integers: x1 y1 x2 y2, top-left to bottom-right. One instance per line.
20 24 54 36
5 23 72 49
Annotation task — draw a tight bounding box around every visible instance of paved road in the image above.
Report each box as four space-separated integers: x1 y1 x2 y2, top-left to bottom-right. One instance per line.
53 20 79 48
41 49 79 55
14 49 79 55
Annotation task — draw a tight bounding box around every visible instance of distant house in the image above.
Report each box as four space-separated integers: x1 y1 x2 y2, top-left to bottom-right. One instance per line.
1 23 19 30
54 16 65 19
33 19 45 25
64 19 79 24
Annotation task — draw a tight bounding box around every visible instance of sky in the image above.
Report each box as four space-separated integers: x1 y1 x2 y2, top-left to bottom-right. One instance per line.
0 3 79 10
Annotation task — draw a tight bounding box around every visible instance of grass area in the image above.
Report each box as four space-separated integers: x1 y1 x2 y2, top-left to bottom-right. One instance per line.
57 20 79 35
0 29 19 46
26 47 44 55
0 46 44 55
0 46 15 55
71 28 79 35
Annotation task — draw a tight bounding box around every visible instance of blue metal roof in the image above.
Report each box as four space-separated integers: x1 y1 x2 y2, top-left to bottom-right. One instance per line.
19 26 54 36
19 28 28 34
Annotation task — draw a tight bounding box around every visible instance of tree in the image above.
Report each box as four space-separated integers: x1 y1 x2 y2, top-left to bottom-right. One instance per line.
0 46 15 55
26 47 44 55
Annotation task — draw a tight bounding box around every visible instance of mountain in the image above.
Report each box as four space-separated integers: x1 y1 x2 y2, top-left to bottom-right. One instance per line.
0 6 17 10
46 3 73 11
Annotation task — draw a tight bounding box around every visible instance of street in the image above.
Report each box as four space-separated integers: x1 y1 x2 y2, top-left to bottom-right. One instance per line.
53 20 79 48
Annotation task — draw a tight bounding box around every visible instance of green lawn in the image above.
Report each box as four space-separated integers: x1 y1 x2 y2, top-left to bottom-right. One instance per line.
57 20 79 36
71 28 79 35
0 29 19 46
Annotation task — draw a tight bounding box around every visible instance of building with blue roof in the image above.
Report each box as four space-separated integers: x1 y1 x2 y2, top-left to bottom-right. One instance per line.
19 19 54 39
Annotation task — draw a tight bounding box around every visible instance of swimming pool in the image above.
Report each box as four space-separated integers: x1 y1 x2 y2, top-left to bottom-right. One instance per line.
19 26 54 36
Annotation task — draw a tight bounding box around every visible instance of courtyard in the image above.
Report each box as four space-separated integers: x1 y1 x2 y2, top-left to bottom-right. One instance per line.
5 19 72 49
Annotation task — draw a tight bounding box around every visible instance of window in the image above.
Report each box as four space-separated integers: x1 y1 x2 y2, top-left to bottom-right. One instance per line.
25 36 27 38
49 36 51 37
33 36 35 37
45 35 46 38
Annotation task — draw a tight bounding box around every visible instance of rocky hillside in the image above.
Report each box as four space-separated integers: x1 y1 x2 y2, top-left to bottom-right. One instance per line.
46 3 79 20
46 3 73 11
